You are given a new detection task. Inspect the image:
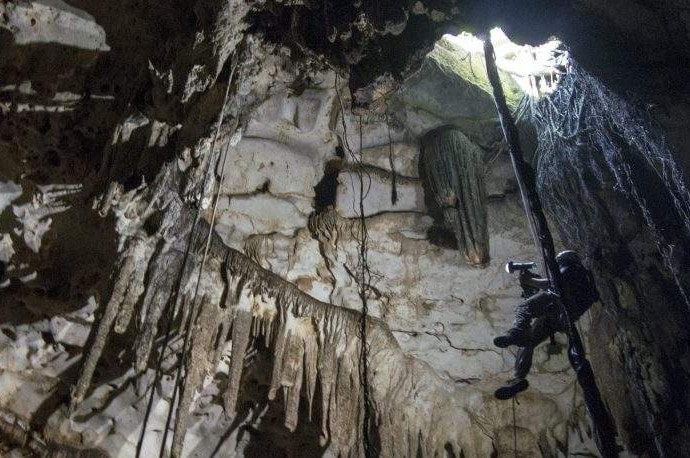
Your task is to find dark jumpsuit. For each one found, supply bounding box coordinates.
[511,264,597,380]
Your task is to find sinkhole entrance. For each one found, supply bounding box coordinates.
[445,27,567,100]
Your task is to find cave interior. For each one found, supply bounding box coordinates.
[1,1,690,457]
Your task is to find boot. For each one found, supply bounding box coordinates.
[493,327,530,348]
[494,378,529,400]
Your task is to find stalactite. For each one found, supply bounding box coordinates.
[223,290,254,417]
[73,165,573,457]
[308,205,358,248]
[281,319,307,431]
[317,327,337,445]
[421,126,489,266]
[170,256,227,458]
[113,239,151,334]
[244,234,274,269]
[134,250,185,375]
[70,237,147,410]
[303,324,318,421]
[170,295,214,458]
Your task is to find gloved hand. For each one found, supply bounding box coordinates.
[518,269,538,287]
[518,270,543,298]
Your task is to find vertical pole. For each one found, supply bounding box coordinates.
[483,35,618,458]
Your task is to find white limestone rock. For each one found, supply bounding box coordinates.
[49,300,96,348]
[335,110,407,154]
[0,234,14,264]
[0,182,22,216]
[485,152,517,198]
[49,316,90,347]
[336,170,427,218]
[244,84,339,162]
[346,142,421,178]
[0,0,110,51]
[215,194,309,242]
[218,138,318,199]
[111,114,150,145]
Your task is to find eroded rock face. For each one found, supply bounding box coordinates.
[2,1,690,457]
[0,27,597,458]
[65,160,594,457]
[51,60,606,455]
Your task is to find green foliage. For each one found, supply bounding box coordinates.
[397,37,522,118]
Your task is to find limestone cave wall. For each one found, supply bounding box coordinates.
[1,1,690,457]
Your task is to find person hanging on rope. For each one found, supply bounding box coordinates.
[492,250,600,400]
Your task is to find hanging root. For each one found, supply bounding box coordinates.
[421,127,489,266]
[531,60,690,306]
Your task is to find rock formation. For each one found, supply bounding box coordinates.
[421,127,489,266]
[2,1,690,457]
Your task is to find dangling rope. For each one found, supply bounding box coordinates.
[159,121,238,458]
[134,56,238,458]
[159,70,241,458]
[512,397,518,458]
[356,115,375,458]
[531,62,690,310]
[386,115,398,205]
[334,74,376,457]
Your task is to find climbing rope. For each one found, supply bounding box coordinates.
[159,65,241,457]
[334,74,377,457]
[386,114,397,205]
[159,119,238,458]
[512,397,518,458]
[484,35,618,458]
[134,54,238,458]
[357,115,375,458]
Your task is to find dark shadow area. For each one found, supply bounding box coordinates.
[0,37,103,97]
[0,198,118,320]
[313,160,340,213]
[186,343,329,458]
[0,195,121,435]
[418,130,459,252]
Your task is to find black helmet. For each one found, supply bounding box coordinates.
[556,250,581,269]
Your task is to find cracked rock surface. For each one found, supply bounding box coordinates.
[2,1,690,457]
